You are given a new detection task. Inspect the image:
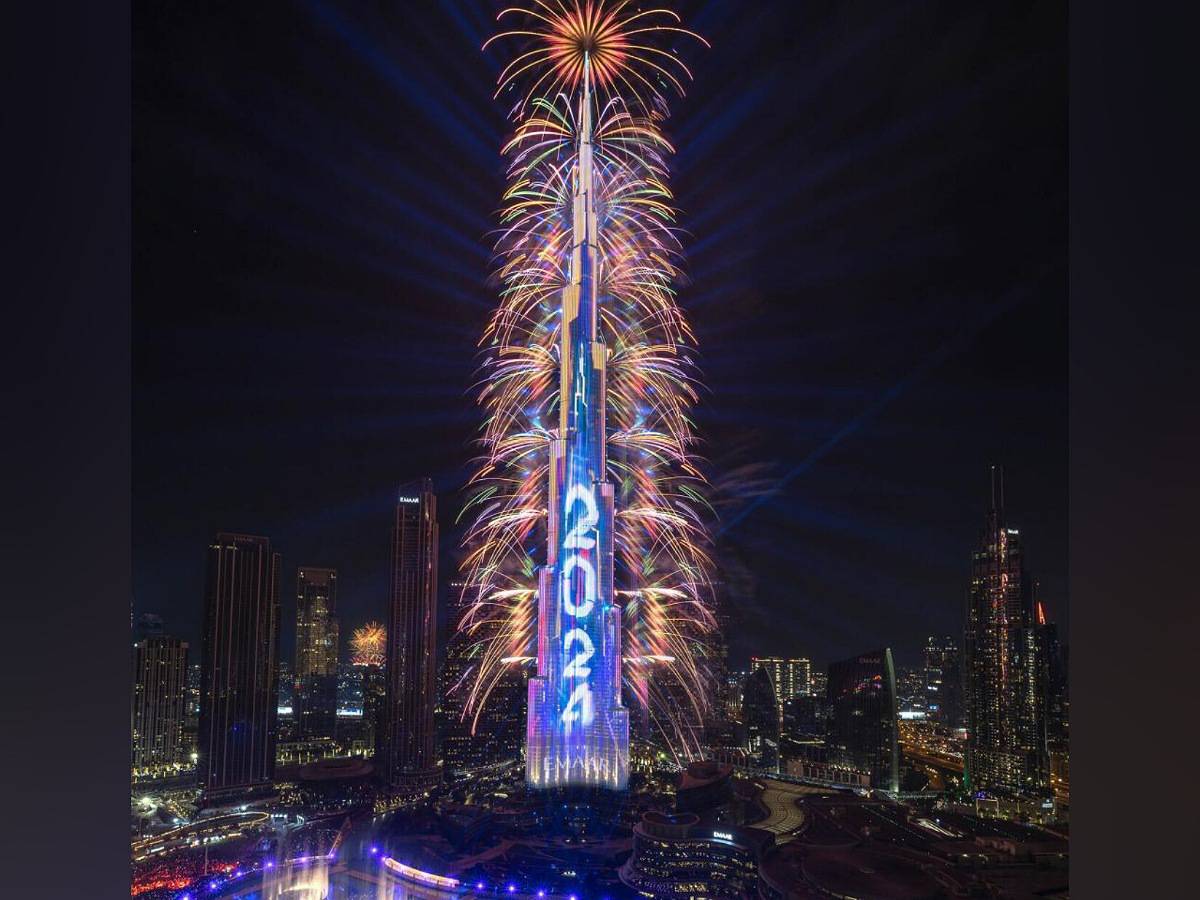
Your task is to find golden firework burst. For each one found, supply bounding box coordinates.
[350,621,386,667]
[484,0,708,112]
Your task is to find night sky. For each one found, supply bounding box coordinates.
[134,1,1066,671]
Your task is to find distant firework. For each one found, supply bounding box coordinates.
[459,0,714,770]
[350,622,386,667]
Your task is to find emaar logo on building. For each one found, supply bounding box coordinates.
[397,496,420,504]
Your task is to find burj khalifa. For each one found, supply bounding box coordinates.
[525,61,630,790]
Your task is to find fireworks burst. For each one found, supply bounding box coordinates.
[485,0,708,114]
[350,621,387,668]
[458,0,713,762]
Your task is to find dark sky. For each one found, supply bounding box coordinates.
[134,1,1066,672]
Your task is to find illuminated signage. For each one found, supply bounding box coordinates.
[560,483,598,728]
[712,831,734,842]
[397,496,420,504]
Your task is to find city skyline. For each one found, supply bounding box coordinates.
[133,1,1066,672]
[133,469,1063,673]
[131,480,1063,674]
[126,4,1071,897]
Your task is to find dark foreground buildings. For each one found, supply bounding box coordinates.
[826,648,900,792]
[382,480,440,792]
[964,468,1049,796]
[741,665,780,770]
[442,600,526,776]
[198,533,281,802]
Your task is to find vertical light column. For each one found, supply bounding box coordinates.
[526,60,629,789]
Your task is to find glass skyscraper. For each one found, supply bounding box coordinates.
[826,648,899,792]
[294,567,339,741]
[741,666,780,770]
[198,532,281,801]
[923,636,962,728]
[382,480,439,792]
[964,467,1049,795]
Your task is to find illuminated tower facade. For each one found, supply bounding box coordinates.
[526,68,630,790]
[382,480,439,791]
[131,634,189,776]
[751,657,812,716]
[198,533,281,801]
[294,567,339,741]
[827,649,900,792]
[923,636,962,728]
[964,467,1049,794]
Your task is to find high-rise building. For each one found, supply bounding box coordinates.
[440,583,474,775]
[478,663,528,766]
[441,580,528,775]
[809,669,827,699]
[382,480,439,792]
[964,468,1049,795]
[826,649,899,792]
[524,75,629,790]
[1038,602,1069,806]
[894,665,927,717]
[923,636,962,728]
[740,666,780,770]
[132,634,189,776]
[294,567,339,741]
[186,663,201,718]
[750,657,812,716]
[198,533,281,801]
[184,661,201,761]
[1037,601,1069,753]
[361,663,386,759]
[706,581,733,726]
[724,671,745,722]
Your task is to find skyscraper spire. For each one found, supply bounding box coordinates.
[527,57,630,790]
[471,1,709,783]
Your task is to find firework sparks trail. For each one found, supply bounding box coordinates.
[458,0,714,765]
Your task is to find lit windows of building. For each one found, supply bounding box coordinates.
[132,633,189,778]
[294,567,339,743]
[963,467,1049,797]
[751,656,812,709]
